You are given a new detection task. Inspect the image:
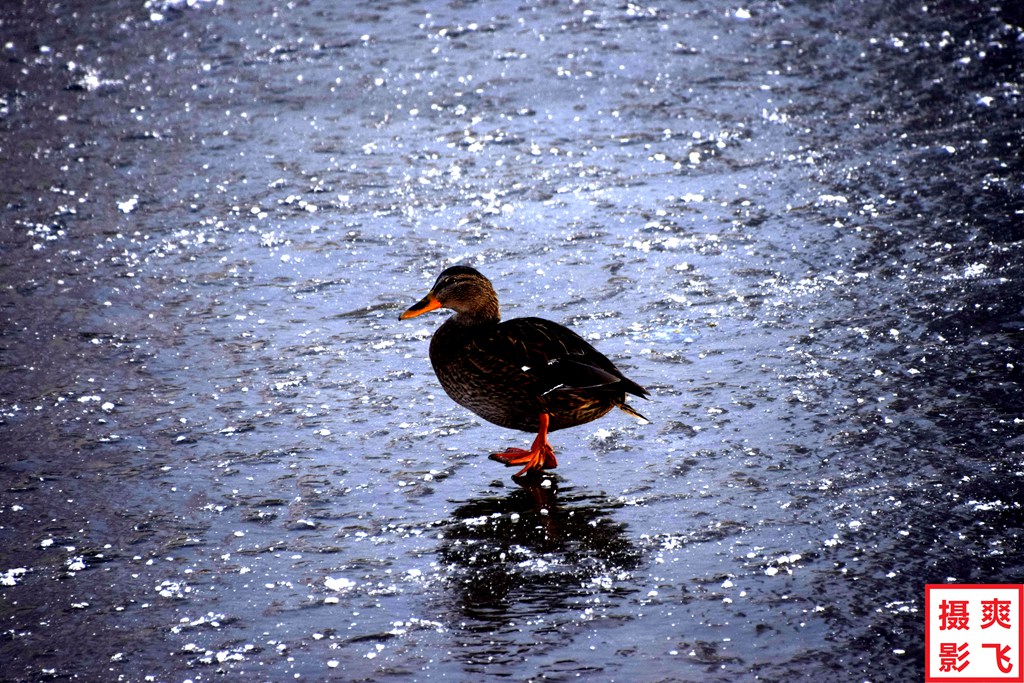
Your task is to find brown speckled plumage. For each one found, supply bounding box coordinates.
[400,265,648,477]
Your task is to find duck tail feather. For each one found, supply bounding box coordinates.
[618,401,651,424]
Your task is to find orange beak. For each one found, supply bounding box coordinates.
[399,292,443,320]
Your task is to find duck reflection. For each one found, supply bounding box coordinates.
[435,473,642,622]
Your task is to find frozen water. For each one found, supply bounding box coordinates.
[1,1,1022,681]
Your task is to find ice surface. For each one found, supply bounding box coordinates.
[1,1,1021,681]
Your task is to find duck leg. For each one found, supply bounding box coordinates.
[489,413,558,477]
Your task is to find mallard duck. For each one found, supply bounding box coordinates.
[399,265,648,477]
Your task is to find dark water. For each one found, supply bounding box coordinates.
[2,0,1022,680]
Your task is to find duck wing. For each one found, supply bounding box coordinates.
[479,317,649,400]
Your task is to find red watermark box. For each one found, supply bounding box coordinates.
[926,584,1024,682]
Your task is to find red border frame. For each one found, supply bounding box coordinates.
[925,584,1024,683]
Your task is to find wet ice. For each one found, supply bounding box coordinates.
[2,0,1023,681]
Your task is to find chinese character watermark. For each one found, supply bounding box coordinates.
[926,584,1023,682]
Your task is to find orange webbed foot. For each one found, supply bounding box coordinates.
[488,414,558,477]
[489,443,558,477]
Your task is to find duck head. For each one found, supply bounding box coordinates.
[400,265,501,324]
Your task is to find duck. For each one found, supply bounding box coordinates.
[399,265,648,477]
